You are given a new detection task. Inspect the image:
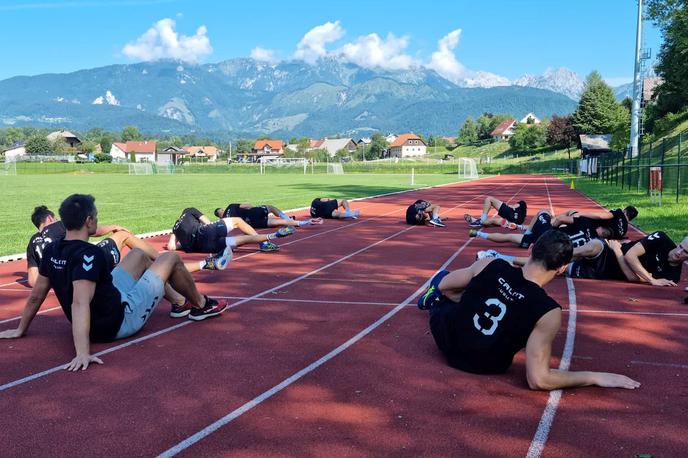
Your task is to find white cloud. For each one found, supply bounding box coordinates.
[294,21,345,64]
[251,47,277,63]
[335,33,417,70]
[122,18,212,63]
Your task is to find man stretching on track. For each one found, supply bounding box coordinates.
[166,207,294,259]
[469,210,612,250]
[477,231,686,288]
[310,197,360,219]
[464,196,527,228]
[1,194,228,372]
[417,229,640,390]
[405,199,445,227]
[214,203,322,229]
[554,205,638,239]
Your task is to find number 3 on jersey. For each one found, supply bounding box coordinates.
[473,298,507,335]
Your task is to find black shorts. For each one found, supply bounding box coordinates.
[519,213,552,249]
[310,198,339,218]
[568,241,624,280]
[497,201,527,225]
[235,206,269,229]
[191,220,228,253]
[96,238,121,270]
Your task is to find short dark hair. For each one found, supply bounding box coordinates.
[531,229,573,270]
[405,205,423,225]
[59,194,97,230]
[214,208,224,218]
[31,205,54,229]
[624,205,638,221]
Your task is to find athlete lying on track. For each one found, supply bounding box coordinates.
[405,200,445,227]
[310,198,360,219]
[1,195,228,371]
[555,205,638,239]
[464,196,527,228]
[214,203,322,229]
[417,229,640,390]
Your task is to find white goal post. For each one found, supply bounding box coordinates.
[259,157,308,175]
[458,157,479,179]
[1,161,17,176]
[326,162,345,175]
[128,162,154,175]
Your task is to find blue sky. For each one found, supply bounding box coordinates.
[0,0,662,85]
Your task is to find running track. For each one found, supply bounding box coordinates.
[0,175,685,457]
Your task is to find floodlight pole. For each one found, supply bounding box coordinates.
[629,0,643,158]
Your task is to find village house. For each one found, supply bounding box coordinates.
[245,139,285,162]
[491,119,517,141]
[184,145,220,162]
[388,133,427,157]
[110,140,157,162]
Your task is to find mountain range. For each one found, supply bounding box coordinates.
[0,59,590,138]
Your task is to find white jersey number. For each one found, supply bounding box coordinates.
[473,298,507,336]
[568,230,588,248]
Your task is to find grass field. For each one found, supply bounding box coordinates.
[572,177,687,241]
[0,173,465,256]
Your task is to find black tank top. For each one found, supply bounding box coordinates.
[434,259,561,374]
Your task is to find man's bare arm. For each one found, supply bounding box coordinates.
[624,243,676,286]
[199,214,212,225]
[608,240,640,282]
[0,274,51,338]
[94,224,129,236]
[65,280,103,371]
[27,266,39,287]
[438,258,494,300]
[525,309,640,390]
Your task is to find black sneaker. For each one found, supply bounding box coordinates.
[188,297,228,321]
[417,270,450,310]
[170,301,193,318]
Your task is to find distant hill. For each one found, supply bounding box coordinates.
[0,58,577,138]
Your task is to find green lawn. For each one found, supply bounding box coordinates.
[571,177,687,242]
[0,173,465,256]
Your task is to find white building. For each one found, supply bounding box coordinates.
[319,138,357,158]
[2,142,26,161]
[388,133,427,157]
[520,112,541,124]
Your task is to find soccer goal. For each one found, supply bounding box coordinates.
[154,163,176,174]
[259,157,308,175]
[326,162,345,175]
[128,162,154,175]
[458,158,479,180]
[1,161,17,176]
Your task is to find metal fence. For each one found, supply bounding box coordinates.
[594,130,687,202]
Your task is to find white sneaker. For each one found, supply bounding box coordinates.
[476,249,499,261]
[214,246,233,270]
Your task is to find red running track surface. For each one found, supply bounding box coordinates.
[0,175,685,457]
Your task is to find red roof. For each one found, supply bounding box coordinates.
[389,133,426,148]
[115,141,157,153]
[254,140,284,151]
[309,139,324,148]
[491,120,516,136]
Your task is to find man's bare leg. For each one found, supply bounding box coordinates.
[331,199,359,219]
[147,252,206,308]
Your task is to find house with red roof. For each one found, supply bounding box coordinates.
[244,139,285,162]
[491,119,517,141]
[109,140,157,162]
[388,133,427,158]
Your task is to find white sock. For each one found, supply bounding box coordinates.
[481,212,487,221]
[476,231,489,239]
[199,260,207,269]
[496,253,516,263]
[225,236,237,248]
[298,220,309,226]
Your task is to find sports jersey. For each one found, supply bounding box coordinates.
[606,208,628,239]
[558,217,601,249]
[39,239,124,342]
[429,259,561,374]
[225,204,270,228]
[172,207,204,251]
[406,200,430,225]
[622,231,682,282]
[310,198,339,219]
[26,221,67,268]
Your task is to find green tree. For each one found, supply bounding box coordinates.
[81,140,97,153]
[235,139,254,155]
[121,125,143,142]
[546,114,578,157]
[367,133,387,159]
[25,135,53,154]
[99,133,113,156]
[652,3,688,118]
[572,71,627,134]
[509,124,546,151]
[458,117,478,144]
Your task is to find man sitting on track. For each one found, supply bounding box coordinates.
[0,194,228,372]
[554,205,638,239]
[405,199,445,227]
[166,207,294,257]
[310,197,360,219]
[464,196,527,228]
[214,203,322,229]
[469,210,612,250]
[417,229,640,390]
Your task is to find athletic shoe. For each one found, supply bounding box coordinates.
[275,226,295,238]
[259,241,280,252]
[203,255,219,270]
[499,218,518,230]
[417,270,450,310]
[188,297,228,321]
[309,217,324,225]
[464,213,482,227]
[214,246,233,270]
[170,301,193,318]
[469,229,479,237]
[476,249,499,260]
[428,218,445,227]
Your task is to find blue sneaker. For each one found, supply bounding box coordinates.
[417,270,450,310]
[259,241,280,252]
[275,226,295,238]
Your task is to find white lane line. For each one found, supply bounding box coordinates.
[0,279,27,288]
[565,309,688,318]
[215,296,399,307]
[630,360,688,370]
[157,238,476,458]
[0,184,500,392]
[0,305,61,325]
[526,276,578,458]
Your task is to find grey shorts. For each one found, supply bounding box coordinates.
[112,266,165,339]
